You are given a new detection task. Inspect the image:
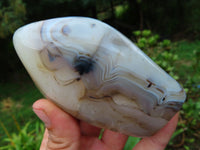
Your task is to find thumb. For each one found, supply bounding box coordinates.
[33,99,80,150]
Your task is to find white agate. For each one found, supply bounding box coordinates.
[13,17,186,137]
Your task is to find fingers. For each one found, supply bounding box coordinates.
[40,128,49,149]
[133,113,179,150]
[33,99,80,150]
[80,122,101,136]
[102,130,128,150]
[80,129,128,150]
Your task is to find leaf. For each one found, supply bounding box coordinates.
[123,136,141,150]
[133,30,141,36]
[142,30,151,37]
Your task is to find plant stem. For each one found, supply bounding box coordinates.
[0,119,15,147]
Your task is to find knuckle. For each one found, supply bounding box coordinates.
[47,134,74,150]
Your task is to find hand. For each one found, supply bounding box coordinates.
[33,99,178,150]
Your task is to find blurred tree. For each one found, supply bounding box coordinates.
[0,0,26,82]
[24,0,92,22]
[82,0,123,19]
[116,0,187,37]
[0,0,26,38]
[185,0,200,38]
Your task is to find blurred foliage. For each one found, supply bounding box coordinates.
[0,0,26,83]
[0,83,44,149]
[0,0,26,38]
[133,30,160,49]
[185,0,200,35]
[0,121,44,150]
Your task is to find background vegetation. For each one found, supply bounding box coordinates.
[0,0,199,149]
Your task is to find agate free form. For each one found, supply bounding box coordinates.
[13,17,186,137]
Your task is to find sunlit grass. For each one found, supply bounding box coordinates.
[0,82,43,147]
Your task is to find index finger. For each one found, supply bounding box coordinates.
[133,113,179,150]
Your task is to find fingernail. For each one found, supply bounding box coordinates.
[33,109,51,128]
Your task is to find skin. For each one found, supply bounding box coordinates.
[33,99,179,150]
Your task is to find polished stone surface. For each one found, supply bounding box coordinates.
[13,17,186,137]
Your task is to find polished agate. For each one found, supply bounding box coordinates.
[13,17,186,137]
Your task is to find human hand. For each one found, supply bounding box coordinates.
[33,99,179,150]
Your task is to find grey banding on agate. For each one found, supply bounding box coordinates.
[13,17,186,137]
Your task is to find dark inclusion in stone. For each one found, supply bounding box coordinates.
[74,56,95,75]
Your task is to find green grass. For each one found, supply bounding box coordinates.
[0,40,200,149]
[173,40,200,82]
[0,82,43,146]
[173,40,200,60]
